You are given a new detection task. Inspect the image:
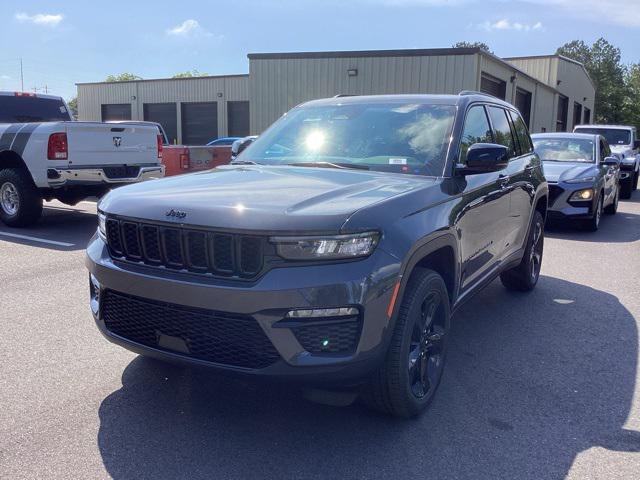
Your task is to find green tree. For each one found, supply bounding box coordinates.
[452,41,493,54]
[172,69,208,78]
[623,63,640,131]
[67,96,78,118]
[557,38,628,124]
[105,73,142,82]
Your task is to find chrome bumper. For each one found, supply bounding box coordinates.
[47,165,164,186]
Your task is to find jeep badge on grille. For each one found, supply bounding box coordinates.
[166,209,187,219]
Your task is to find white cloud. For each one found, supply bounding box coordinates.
[479,19,544,32]
[521,0,640,28]
[166,19,212,37]
[15,12,63,27]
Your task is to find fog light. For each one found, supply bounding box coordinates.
[569,188,593,202]
[286,307,358,319]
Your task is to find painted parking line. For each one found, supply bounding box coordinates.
[0,231,75,247]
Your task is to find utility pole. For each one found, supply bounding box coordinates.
[20,58,24,91]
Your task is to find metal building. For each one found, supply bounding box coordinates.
[249,47,594,135]
[77,74,249,144]
[504,54,596,131]
[77,47,595,143]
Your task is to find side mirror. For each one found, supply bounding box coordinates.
[456,143,509,175]
[603,156,619,167]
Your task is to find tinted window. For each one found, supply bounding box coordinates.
[0,95,71,123]
[574,127,631,146]
[602,140,612,158]
[509,110,533,154]
[487,106,516,157]
[532,137,595,163]
[242,103,456,176]
[459,105,493,164]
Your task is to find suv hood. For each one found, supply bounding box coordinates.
[99,165,434,232]
[543,162,597,183]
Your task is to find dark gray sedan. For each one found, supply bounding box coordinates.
[532,133,620,231]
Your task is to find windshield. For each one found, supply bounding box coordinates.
[574,128,631,146]
[0,96,71,123]
[239,102,456,176]
[533,137,595,163]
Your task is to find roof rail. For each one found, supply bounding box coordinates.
[333,94,358,98]
[459,90,495,97]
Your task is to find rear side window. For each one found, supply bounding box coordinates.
[487,106,517,158]
[509,110,534,154]
[600,139,612,160]
[459,105,493,164]
[0,95,71,123]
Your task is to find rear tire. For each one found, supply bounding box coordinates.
[0,168,43,227]
[362,268,450,418]
[620,178,633,199]
[500,210,544,292]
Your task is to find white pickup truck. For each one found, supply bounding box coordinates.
[0,92,164,227]
[574,124,640,199]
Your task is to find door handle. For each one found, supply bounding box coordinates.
[498,175,510,189]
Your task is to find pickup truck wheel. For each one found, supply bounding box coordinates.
[0,168,43,227]
[500,210,544,292]
[620,178,633,199]
[362,268,450,418]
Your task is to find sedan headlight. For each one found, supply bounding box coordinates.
[98,211,107,240]
[569,188,594,201]
[271,232,379,260]
[565,176,596,184]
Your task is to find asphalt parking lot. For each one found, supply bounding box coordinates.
[1,195,639,480]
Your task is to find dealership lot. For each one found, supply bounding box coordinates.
[0,196,638,479]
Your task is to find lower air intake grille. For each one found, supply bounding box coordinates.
[102,291,281,369]
[548,184,564,207]
[292,320,360,354]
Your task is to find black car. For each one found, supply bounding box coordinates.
[86,92,548,418]
[532,133,620,230]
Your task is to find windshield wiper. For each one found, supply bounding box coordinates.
[286,161,370,170]
[230,160,260,165]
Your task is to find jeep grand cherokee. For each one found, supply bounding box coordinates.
[86,93,548,418]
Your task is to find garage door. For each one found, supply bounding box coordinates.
[480,73,507,100]
[101,104,131,121]
[227,101,250,137]
[181,102,218,145]
[144,103,178,144]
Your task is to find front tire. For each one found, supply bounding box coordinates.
[0,168,43,227]
[500,210,544,292]
[583,195,603,231]
[605,187,619,215]
[620,177,633,199]
[363,269,450,418]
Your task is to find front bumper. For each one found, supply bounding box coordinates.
[47,165,164,187]
[85,235,401,385]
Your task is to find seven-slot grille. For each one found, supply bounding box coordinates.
[105,217,264,278]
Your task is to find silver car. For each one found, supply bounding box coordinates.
[532,133,620,231]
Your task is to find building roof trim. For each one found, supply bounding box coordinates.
[503,54,595,91]
[248,47,481,60]
[76,73,249,86]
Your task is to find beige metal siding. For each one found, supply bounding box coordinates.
[77,76,249,143]
[249,54,478,134]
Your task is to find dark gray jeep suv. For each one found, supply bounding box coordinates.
[86,93,548,417]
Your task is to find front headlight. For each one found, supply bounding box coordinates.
[565,176,596,184]
[271,232,379,260]
[98,211,107,240]
[569,188,594,201]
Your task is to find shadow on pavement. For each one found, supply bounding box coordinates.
[97,276,639,480]
[0,203,97,252]
[546,210,640,243]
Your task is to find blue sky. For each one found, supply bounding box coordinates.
[0,0,638,101]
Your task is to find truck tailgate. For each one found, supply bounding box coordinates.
[66,122,159,167]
